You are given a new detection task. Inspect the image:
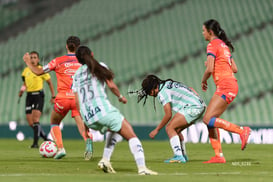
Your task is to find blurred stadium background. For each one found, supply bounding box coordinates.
[0,0,272,142]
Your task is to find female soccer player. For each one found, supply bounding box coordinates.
[19,51,55,148]
[72,46,157,175]
[201,19,251,163]
[23,36,93,160]
[135,74,206,163]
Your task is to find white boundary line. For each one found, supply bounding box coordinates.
[1,171,273,177]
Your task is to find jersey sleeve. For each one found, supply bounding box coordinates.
[21,67,27,77]
[207,42,217,58]
[43,59,57,73]
[158,90,171,106]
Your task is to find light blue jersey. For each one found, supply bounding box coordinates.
[72,64,123,129]
[157,81,206,123]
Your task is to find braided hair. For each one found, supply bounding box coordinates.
[135,74,174,110]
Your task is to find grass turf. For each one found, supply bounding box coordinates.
[0,139,272,182]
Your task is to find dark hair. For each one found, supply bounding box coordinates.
[137,74,174,110]
[203,19,234,52]
[76,46,114,83]
[66,36,81,52]
[30,51,39,58]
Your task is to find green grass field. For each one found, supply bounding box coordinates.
[0,139,272,182]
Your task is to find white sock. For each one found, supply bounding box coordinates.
[180,140,187,156]
[170,135,183,156]
[128,137,145,168]
[102,131,122,161]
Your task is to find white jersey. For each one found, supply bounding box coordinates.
[157,81,205,113]
[72,63,118,124]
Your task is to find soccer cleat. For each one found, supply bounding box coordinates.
[98,158,116,173]
[240,127,251,150]
[203,156,226,163]
[30,144,39,148]
[164,155,186,163]
[54,148,66,160]
[84,138,93,160]
[183,154,189,162]
[138,167,158,175]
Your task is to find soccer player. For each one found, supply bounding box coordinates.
[201,19,251,163]
[23,36,93,160]
[72,46,157,175]
[19,51,55,148]
[135,74,206,163]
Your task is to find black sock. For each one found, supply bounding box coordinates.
[33,123,40,145]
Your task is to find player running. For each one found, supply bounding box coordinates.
[201,19,251,163]
[134,74,206,163]
[72,45,157,175]
[23,36,93,160]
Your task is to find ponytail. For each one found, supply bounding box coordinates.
[66,36,80,52]
[76,46,114,83]
[204,19,234,52]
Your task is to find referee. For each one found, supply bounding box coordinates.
[19,51,55,148]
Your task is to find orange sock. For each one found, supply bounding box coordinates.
[209,117,243,134]
[208,128,221,157]
[51,125,63,149]
[216,128,223,156]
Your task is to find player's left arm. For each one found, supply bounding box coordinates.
[23,52,45,75]
[106,79,127,104]
[149,103,172,139]
[230,58,238,73]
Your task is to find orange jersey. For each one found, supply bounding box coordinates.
[207,39,236,85]
[43,54,81,98]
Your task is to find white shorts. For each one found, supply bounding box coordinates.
[87,110,124,134]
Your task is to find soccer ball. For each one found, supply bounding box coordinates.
[39,141,57,158]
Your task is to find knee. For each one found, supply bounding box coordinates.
[203,114,212,125]
[165,124,175,137]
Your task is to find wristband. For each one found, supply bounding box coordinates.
[20,85,26,92]
[118,94,123,99]
[51,96,56,99]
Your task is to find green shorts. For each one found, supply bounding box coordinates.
[87,110,124,134]
[178,105,206,124]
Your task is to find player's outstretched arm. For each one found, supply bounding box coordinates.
[106,79,127,104]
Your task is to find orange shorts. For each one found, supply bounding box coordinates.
[215,79,238,104]
[53,97,80,117]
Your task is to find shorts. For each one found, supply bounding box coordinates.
[25,91,44,114]
[178,105,206,124]
[87,110,124,134]
[54,97,80,117]
[215,79,238,104]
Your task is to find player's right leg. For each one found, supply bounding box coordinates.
[72,103,94,160]
[164,113,194,163]
[97,131,123,173]
[50,109,66,159]
[118,119,158,175]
